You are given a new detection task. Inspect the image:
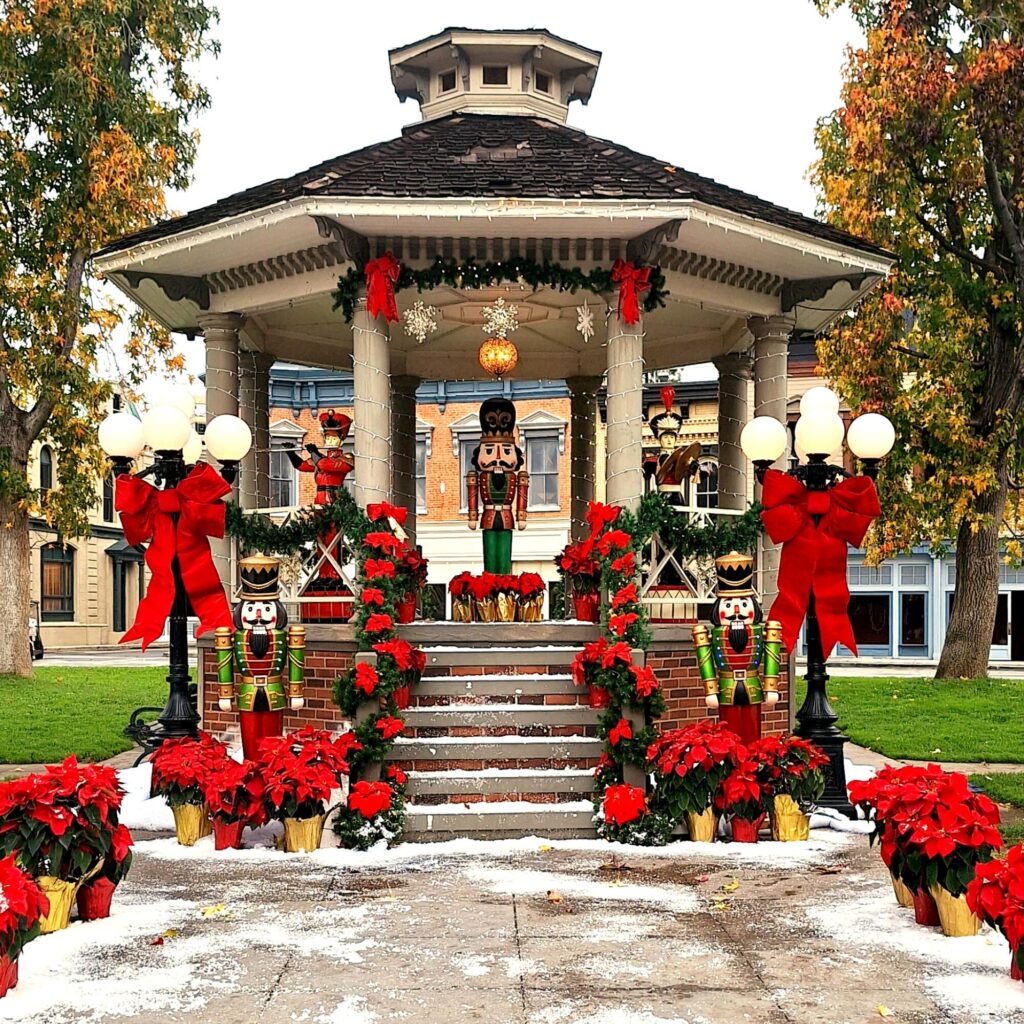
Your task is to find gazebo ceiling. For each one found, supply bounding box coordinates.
[94,68,893,377]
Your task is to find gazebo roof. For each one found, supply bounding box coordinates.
[97,113,886,261]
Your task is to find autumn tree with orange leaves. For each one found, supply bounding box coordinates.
[0,1,217,675]
[813,0,1024,678]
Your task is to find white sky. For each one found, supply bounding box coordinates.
[153,0,863,389]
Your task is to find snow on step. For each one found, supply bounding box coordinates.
[403,800,598,840]
[404,704,595,729]
[406,767,595,796]
[407,799,594,815]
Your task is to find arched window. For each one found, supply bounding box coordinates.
[39,446,53,499]
[41,542,74,622]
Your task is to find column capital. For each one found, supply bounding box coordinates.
[747,314,796,343]
[197,311,245,334]
[565,375,603,397]
[713,351,752,376]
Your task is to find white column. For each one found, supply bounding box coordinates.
[750,314,793,610]
[566,375,601,541]
[604,307,645,511]
[238,353,258,510]
[352,297,392,507]
[391,374,419,547]
[253,353,273,509]
[712,352,751,511]
[199,312,243,591]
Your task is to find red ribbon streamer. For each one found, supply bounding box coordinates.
[115,463,233,650]
[364,251,401,323]
[610,259,651,325]
[760,469,881,658]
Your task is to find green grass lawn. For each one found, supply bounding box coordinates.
[0,667,169,763]
[797,676,1024,764]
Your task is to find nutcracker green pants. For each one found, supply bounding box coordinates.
[482,528,513,574]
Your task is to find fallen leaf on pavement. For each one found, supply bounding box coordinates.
[162,929,179,939]
[538,843,551,853]
[201,903,227,918]
[877,1006,893,1017]
[697,874,709,883]
[546,890,562,904]
[721,878,740,893]
[149,937,164,946]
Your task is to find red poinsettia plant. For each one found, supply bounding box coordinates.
[259,728,360,821]
[714,759,769,823]
[967,844,1024,968]
[647,720,746,817]
[0,855,48,961]
[467,572,497,601]
[399,547,429,590]
[150,732,227,808]
[749,735,829,810]
[202,758,267,828]
[334,778,406,851]
[517,572,546,599]
[449,571,474,600]
[556,537,601,594]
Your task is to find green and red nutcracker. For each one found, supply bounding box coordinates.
[466,397,529,574]
[692,552,782,745]
[215,555,306,759]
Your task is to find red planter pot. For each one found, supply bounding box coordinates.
[1012,953,1023,982]
[395,595,417,624]
[394,685,412,711]
[573,593,600,623]
[76,876,117,921]
[730,815,765,843]
[912,888,941,926]
[588,685,611,709]
[212,819,246,851]
[0,955,17,999]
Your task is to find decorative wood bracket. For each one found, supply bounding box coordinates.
[627,219,683,265]
[121,270,210,310]
[311,216,370,267]
[781,272,873,313]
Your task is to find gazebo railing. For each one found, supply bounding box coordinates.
[639,503,753,622]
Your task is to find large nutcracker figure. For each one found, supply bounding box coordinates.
[215,555,306,759]
[286,409,354,582]
[691,552,783,745]
[466,397,529,574]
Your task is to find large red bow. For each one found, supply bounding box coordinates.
[364,251,401,322]
[115,463,233,650]
[610,259,651,325]
[760,469,881,658]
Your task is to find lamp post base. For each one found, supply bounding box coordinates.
[795,718,855,819]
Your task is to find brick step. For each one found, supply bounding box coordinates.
[406,768,594,805]
[413,673,578,702]
[403,799,597,841]
[403,703,598,738]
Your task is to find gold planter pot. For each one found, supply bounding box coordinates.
[685,807,717,843]
[452,599,473,623]
[770,794,810,842]
[172,802,212,847]
[36,876,79,934]
[496,593,517,622]
[891,874,915,909]
[518,595,544,622]
[284,814,326,853]
[930,885,982,937]
[474,597,497,623]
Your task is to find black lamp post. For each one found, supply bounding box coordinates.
[741,388,894,815]
[99,386,250,757]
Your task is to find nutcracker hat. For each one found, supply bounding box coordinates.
[478,396,517,442]
[649,385,683,440]
[318,409,352,439]
[239,554,282,600]
[714,551,755,598]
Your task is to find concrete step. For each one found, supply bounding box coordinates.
[414,673,578,700]
[421,646,580,673]
[403,799,597,841]
[406,767,595,804]
[403,703,598,738]
[387,734,603,772]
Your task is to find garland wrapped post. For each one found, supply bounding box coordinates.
[333,256,668,324]
[332,502,426,849]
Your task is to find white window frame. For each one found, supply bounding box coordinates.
[416,420,433,514]
[518,409,566,513]
[268,420,306,509]
[438,67,457,94]
[481,64,510,88]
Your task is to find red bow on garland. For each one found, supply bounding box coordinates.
[364,251,401,323]
[760,468,881,658]
[610,259,651,325]
[115,463,233,650]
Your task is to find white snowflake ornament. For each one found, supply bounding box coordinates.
[402,300,439,344]
[481,297,519,339]
[576,301,595,342]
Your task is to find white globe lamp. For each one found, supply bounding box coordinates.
[151,380,196,421]
[205,415,252,484]
[98,412,145,460]
[142,406,192,453]
[182,429,203,467]
[740,416,788,467]
[795,411,845,458]
[847,413,896,461]
[799,386,841,418]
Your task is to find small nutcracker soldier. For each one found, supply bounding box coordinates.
[691,552,783,745]
[286,409,354,580]
[466,397,529,574]
[215,555,306,759]
[647,386,701,504]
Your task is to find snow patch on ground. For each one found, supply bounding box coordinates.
[531,1004,709,1024]
[316,996,378,1023]
[118,762,174,832]
[927,973,1024,1023]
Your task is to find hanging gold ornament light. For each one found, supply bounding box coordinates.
[478,337,519,378]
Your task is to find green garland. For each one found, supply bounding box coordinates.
[332,256,668,323]
[225,491,371,557]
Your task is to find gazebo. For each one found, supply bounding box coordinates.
[95,28,891,837]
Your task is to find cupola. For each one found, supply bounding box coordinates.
[389,27,601,124]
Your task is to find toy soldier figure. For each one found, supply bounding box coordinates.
[286,409,353,582]
[466,397,528,574]
[648,386,701,504]
[215,555,306,759]
[691,552,783,745]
